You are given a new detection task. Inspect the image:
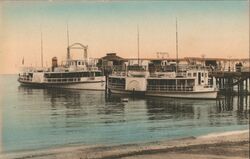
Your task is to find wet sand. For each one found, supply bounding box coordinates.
[1,130,249,159]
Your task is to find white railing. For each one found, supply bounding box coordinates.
[175,72,187,77]
[112,72,127,76]
[18,77,32,82]
[147,85,194,92]
[44,78,81,83]
[204,85,213,88]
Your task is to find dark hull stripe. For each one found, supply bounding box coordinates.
[18,80,105,85]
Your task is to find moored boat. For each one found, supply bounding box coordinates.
[18,43,105,90]
[146,66,218,99]
[108,65,148,95]
[108,65,218,99]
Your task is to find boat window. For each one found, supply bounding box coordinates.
[49,73,57,78]
[187,79,195,86]
[159,80,163,85]
[205,73,207,77]
[193,73,197,77]
[95,72,102,76]
[118,78,125,84]
[149,80,156,85]
[198,72,201,85]
[89,72,94,77]
[187,73,192,77]
[202,73,204,77]
[78,61,81,65]
[83,72,89,77]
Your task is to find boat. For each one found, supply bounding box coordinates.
[108,65,218,99]
[18,43,105,90]
[146,65,218,99]
[108,65,148,95]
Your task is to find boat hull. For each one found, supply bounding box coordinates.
[109,88,145,96]
[18,80,106,90]
[145,90,218,99]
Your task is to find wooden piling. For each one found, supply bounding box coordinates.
[245,78,248,94]
[210,71,250,95]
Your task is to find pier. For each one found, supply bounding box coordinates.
[210,71,250,95]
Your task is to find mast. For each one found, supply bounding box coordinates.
[137,25,140,66]
[67,22,69,47]
[67,22,70,60]
[175,17,179,73]
[40,29,44,68]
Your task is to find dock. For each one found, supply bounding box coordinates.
[210,71,250,95]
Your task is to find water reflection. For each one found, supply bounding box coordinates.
[18,85,249,122]
[146,98,195,120]
[215,95,249,126]
[12,85,249,153]
[18,85,250,124]
[216,95,249,116]
[45,89,81,109]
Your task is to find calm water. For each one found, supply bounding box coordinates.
[0,75,249,153]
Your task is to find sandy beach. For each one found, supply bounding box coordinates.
[1,130,249,159]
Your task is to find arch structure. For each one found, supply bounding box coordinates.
[67,43,88,60]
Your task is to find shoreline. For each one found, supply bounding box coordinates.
[1,129,249,159]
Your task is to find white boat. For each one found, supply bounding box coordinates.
[146,66,218,99]
[108,65,148,95]
[108,65,218,99]
[18,43,105,90]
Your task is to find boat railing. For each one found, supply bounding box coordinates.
[187,65,210,71]
[44,77,81,83]
[18,76,32,82]
[176,72,187,77]
[111,72,127,76]
[108,83,125,89]
[127,70,149,78]
[147,85,194,92]
[150,72,176,78]
[204,85,214,88]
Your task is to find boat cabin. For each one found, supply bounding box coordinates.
[147,68,211,92]
[66,60,88,70]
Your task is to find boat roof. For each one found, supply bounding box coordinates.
[148,77,196,80]
[109,75,196,80]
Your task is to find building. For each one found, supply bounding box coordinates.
[97,53,126,74]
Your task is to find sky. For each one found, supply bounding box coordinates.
[0,0,249,74]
